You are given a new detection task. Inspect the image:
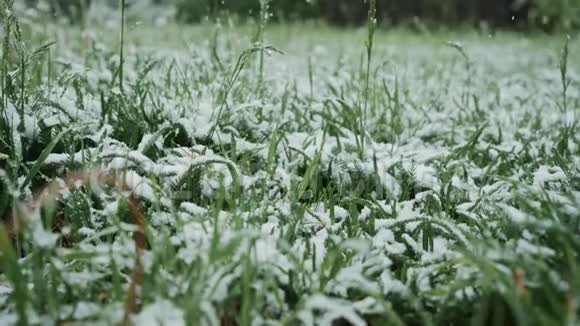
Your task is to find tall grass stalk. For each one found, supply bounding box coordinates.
[1,0,23,258]
[17,33,24,136]
[1,0,15,131]
[360,0,377,159]
[1,22,6,141]
[446,41,472,109]
[559,35,570,115]
[209,44,280,139]
[255,0,270,90]
[119,0,126,92]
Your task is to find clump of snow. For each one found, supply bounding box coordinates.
[298,294,366,326]
[533,165,567,189]
[133,300,184,326]
[30,222,60,249]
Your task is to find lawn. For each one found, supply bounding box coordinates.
[0,4,579,325]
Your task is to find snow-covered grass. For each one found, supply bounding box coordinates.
[1,2,580,325]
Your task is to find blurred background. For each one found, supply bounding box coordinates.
[21,0,580,31]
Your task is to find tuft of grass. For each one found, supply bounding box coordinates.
[0,1,578,325]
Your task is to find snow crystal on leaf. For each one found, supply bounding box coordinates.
[533,165,567,189]
[124,170,156,201]
[134,300,184,326]
[415,164,440,191]
[299,294,366,326]
[31,222,59,249]
[330,263,378,297]
[516,239,556,257]
[373,229,406,255]
[498,203,529,224]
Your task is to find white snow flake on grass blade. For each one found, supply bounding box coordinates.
[124,170,156,201]
[133,300,185,326]
[533,165,567,189]
[516,239,556,257]
[0,313,17,326]
[373,228,406,255]
[31,221,60,249]
[498,203,529,224]
[0,284,11,307]
[298,294,366,326]
[72,302,101,320]
[415,164,440,191]
[330,262,378,296]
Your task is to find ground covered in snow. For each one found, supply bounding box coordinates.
[1,7,580,326]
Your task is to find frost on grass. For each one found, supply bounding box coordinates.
[0,6,579,325]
